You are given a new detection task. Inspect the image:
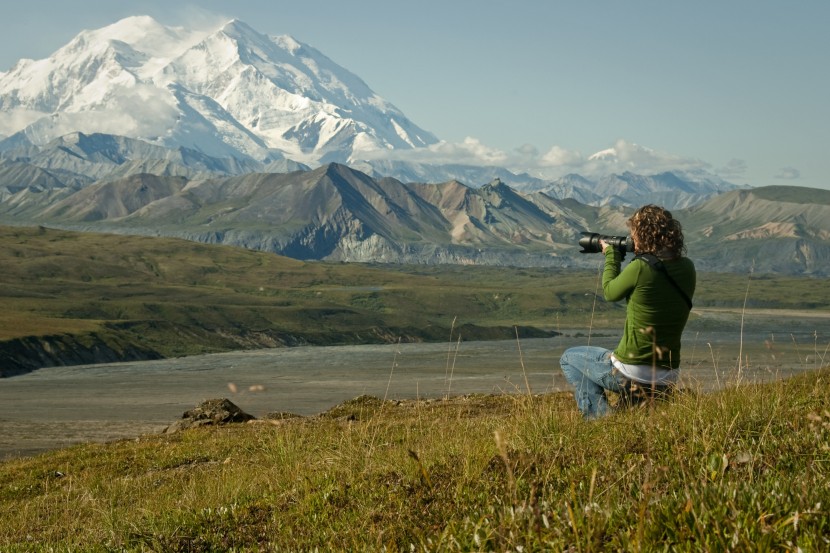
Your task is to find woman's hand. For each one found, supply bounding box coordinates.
[600,239,610,254]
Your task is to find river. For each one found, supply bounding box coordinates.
[1,322,827,459]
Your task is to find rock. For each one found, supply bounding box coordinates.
[164,398,255,434]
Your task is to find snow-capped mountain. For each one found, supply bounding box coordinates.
[0,15,744,211]
[526,171,739,209]
[0,16,438,164]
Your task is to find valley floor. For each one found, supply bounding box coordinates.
[3,321,826,460]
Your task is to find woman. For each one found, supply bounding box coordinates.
[560,204,696,418]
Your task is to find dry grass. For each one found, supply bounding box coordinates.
[1,368,828,551]
[2,224,830,550]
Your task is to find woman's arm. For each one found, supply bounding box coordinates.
[602,247,639,302]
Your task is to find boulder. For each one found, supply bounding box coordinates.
[164,398,255,433]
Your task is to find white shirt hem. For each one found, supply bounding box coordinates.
[611,354,678,386]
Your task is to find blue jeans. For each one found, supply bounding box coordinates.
[559,346,627,419]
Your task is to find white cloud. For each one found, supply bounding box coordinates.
[0,109,46,136]
[775,166,801,180]
[104,84,180,136]
[4,84,180,145]
[538,145,585,168]
[593,139,700,168]
[156,6,232,34]
[717,158,748,178]
[512,143,541,166]
[357,136,715,181]
[360,136,510,166]
[531,139,711,179]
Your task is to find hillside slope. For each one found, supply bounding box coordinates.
[683,186,830,274]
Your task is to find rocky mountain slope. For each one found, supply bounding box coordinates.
[682,186,830,275]
[1,162,827,275]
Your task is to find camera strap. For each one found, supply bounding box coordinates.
[634,253,693,310]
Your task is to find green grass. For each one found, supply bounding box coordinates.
[0,225,572,359]
[3,225,830,550]
[0,368,827,551]
[750,185,830,205]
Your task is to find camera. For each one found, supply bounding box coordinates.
[578,232,634,254]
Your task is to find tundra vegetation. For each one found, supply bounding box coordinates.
[2,224,828,364]
[0,370,828,550]
[0,224,829,550]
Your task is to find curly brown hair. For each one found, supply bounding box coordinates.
[627,204,686,257]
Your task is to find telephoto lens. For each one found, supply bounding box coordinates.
[578,232,634,254]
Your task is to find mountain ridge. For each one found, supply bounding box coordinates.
[0,16,820,275]
[1,161,827,275]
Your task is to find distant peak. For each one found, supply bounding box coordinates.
[220,18,252,32]
[116,15,162,26]
[323,162,355,177]
[94,14,169,37]
[482,177,510,192]
[64,15,210,60]
[218,19,266,40]
[0,16,438,164]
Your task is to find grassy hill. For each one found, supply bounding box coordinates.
[0,225,562,374]
[3,224,830,375]
[2,224,829,549]
[0,367,827,550]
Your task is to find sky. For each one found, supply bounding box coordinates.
[1,0,828,189]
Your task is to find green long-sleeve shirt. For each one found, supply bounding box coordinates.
[602,248,696,369]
